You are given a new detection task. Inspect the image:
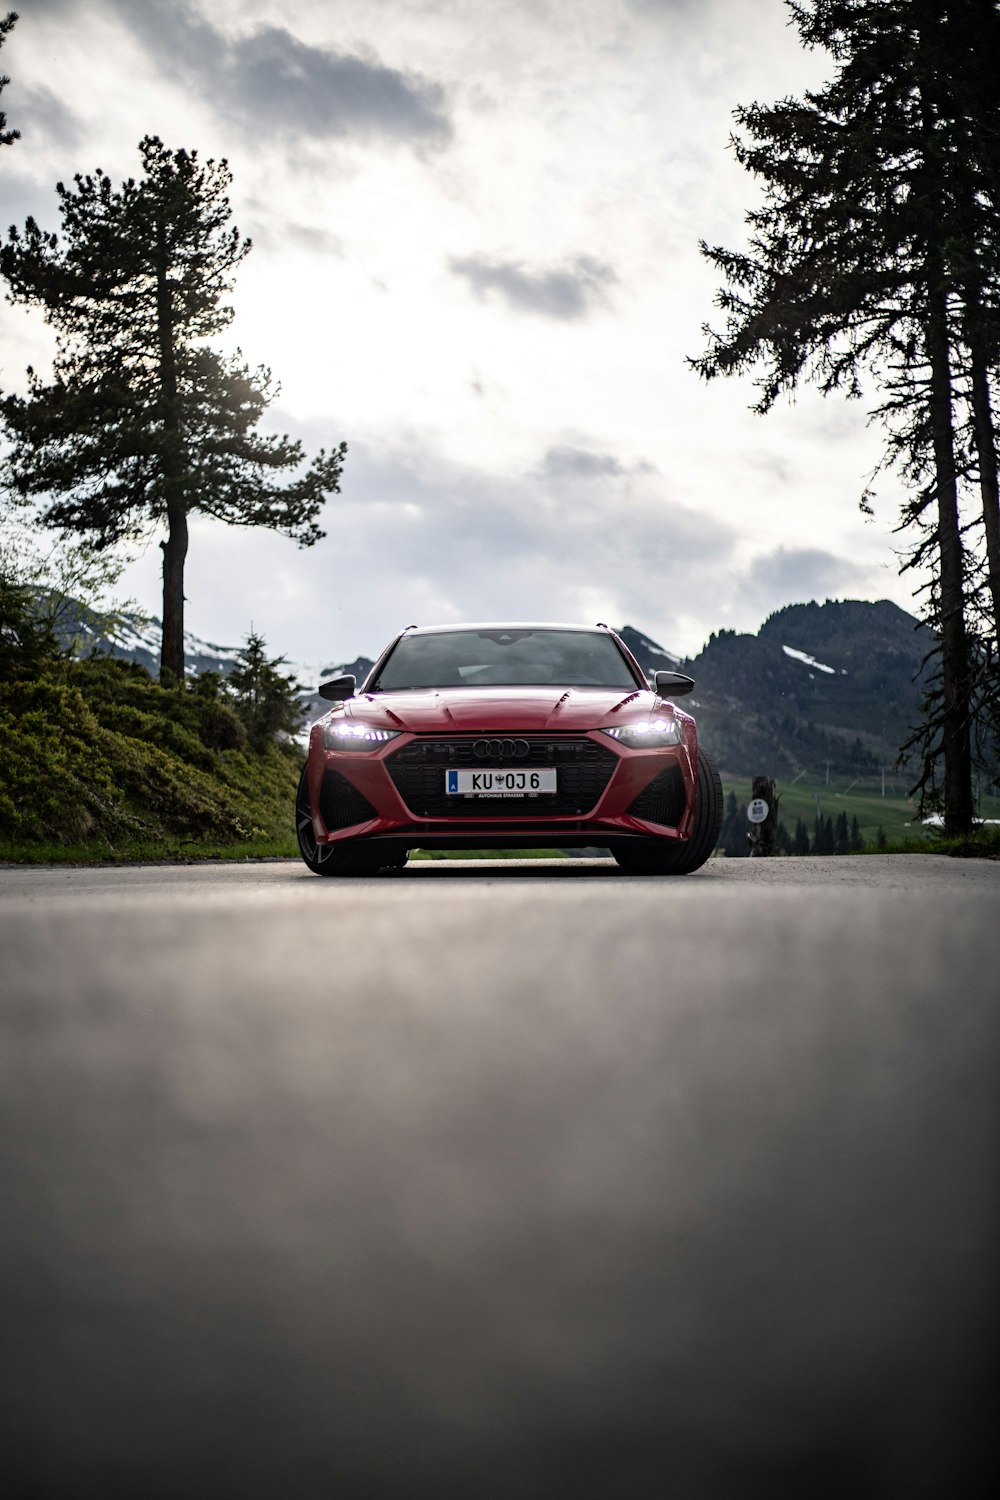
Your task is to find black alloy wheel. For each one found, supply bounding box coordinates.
[613,748,723,875]
[295,764,404,876]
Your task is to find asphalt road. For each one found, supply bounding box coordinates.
[1,856,997,1498]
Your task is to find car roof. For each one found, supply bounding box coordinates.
[398,622,614,636]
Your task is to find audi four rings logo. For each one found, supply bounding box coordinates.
[473,737,530,759]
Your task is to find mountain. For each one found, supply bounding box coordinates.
[616,625,682,675]
[57,596,930,776]
[51,597,250,679]
[50,596,376,719]
[679,599,931,777]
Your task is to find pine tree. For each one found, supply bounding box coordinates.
[0,12,17,150]
[0,571,57,678]
[850,814,864,851]
[835,809,850,855]
[227,629,305,751]
[718,789,748,855]
[0,137,346,681]
[691,0,1000,836]
[813,813,836,855]
[794,815,811,855]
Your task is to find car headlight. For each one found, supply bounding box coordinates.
[601,718,682,748]
[322,722,401,751]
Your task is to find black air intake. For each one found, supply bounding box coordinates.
[626,765,686,827]
[319,770,378,830]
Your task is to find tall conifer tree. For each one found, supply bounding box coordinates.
[0,137,346,680]
[0,11,17,150]
[691,0,1000,835]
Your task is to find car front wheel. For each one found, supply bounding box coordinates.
[295,764,399,876]
[613,748,723,875]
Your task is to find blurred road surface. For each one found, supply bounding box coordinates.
[1,856,997,1498]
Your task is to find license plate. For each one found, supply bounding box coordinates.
[445,768,557,796]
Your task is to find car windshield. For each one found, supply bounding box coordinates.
[370,629,639,691]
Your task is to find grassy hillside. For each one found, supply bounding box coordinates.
[0,655,301,863]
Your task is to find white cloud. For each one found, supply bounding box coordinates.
[1,0,924,668]
[450,255,617,321]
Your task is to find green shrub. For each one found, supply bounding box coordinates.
[0,656,300,855]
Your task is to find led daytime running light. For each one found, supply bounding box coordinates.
[602,717,682,747]
[323,722,400,749]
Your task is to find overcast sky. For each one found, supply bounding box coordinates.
[1,0,920,663]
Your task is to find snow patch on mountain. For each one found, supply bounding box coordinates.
[782,644,843,676]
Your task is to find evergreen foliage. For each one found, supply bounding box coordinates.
[0,569,56,678]
[0,11,17,149]
[227,629,305,752]
[691,0,1000,836]
[835,809,850,854]
[0,650,300,855]
[0,136,346,682]
[0,548,300,855]
[717,788,747,855]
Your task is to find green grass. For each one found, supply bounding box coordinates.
[0,834,298,866]
[722,773,1000,856]
[0,655,302,863]
[721,774,928,846]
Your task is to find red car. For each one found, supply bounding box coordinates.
[296,623,722,876]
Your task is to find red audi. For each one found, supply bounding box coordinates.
[296,623,722,876]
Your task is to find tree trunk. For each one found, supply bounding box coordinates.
[154,208,186,684]
[914,8,975,838]
[159,506,188,685]
[926,272,974,835]
[967,318,1000,651]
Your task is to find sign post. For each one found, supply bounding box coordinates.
[747,775,779,856]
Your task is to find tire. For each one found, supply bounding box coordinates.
[613,748,724,876]
[295,764,398,877]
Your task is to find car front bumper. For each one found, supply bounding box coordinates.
[306,729,698,849]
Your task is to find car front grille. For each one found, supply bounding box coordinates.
[387,736,618,818]
[626,765,687,827]
[319,769,379,830]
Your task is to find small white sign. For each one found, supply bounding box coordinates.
[747,798,770,824]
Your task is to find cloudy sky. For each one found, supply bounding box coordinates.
[1,0,919,663]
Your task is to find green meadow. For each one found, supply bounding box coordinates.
[720,774,930,848]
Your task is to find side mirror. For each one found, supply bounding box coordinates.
[318,674,356,702]
[654,669,695,697]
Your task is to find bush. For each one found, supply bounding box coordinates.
[0,655,299,853]
[189,672,247,751]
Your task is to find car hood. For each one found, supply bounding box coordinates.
[336,685,652,734]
